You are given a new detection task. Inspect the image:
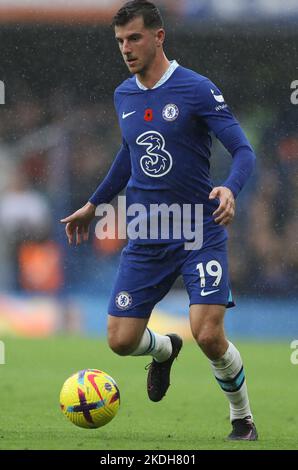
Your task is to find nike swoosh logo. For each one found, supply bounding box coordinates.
[122,111,136,119]
[201,288,220,296]
[87,374,104,400]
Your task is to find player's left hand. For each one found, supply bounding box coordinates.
[209,186,235,226]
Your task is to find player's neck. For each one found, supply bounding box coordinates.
[136,53,171,90]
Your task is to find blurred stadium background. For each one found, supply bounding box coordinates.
[0,0,297,341]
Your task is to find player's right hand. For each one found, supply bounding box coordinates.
[60,202,96,245]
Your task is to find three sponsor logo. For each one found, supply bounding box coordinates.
[137,130,173,178]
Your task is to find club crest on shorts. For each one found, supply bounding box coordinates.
[115,291,132,310]
[162,103,179,121]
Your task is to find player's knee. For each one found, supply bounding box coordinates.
[108,334,136,356]
[194,328,220,352]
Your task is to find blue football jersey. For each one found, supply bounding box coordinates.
[113,61,243,247]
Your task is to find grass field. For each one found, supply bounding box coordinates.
[0,337,297,450]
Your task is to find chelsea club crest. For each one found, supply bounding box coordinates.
[162,103,179,121]
[115,291,132,310]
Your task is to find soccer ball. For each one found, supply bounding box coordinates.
[60,369,120,429]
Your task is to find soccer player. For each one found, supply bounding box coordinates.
[61,0,258,441]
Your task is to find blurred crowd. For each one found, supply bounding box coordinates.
[0,79,297,298]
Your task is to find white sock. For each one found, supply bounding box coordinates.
[210,341,253,422]
[130,328,172,362]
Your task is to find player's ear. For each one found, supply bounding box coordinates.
[155,28,165,47]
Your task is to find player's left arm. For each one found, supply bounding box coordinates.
[210,124,256,225]
[196,78,256,226]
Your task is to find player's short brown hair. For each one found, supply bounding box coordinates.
[112,1,164,29]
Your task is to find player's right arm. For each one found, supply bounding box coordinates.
[60,141,131,245]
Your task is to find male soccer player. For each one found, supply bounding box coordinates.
[61,0,257,440]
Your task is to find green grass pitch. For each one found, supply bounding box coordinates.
[0,337,297,450]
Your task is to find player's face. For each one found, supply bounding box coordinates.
[115,16,163,75]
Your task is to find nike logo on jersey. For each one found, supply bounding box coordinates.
[200,288,220,297]
[122,111,136,119]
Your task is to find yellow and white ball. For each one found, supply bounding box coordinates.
[60,369,120,428]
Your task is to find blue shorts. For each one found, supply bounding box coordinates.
[108,241,234,318]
